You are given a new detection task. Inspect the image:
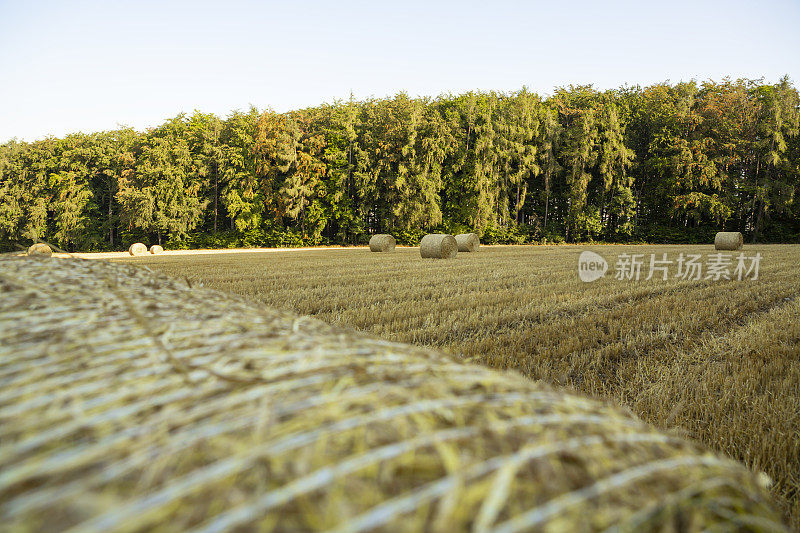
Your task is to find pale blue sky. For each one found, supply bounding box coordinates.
[1,0,798,143]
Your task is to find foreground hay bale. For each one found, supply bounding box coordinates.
[715,231,744,250]
[0,257,785,532]
[420,233,458,259]
[128,242,148,256]
[455,232,480,252]
[369,234,395,252]
[149,244,164,255]
[26,243,52,257]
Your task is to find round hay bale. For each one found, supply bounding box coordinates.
[128,242,148,256]
[26,243,52,257]
[149,245,164,255]
[715,232,743,251]
[420,233,458,259]
[455,233,480,252]
[0,257,786,532]
[368,234,395,252]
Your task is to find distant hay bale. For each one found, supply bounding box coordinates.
[149,245,164,255]
[128,243,148,256]
[715,232,743,251]
[369,234,395,252]
[420,233,458,259]
[0,257,787,532]
[455,233,480,252]
[26,243,52,257]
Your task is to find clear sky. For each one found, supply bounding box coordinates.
[1,0,798,143]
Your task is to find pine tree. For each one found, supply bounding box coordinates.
[538,105,562,230]
[750,77,800,241]
[597,94,635,236]
[220,107,261,232]
[117,115,206,243]
[281,109,327,240]
[188,111,225,232]
[253,109,298,226]
[555,86,600,240]
[0,140,28,247]
[317,95,360,243]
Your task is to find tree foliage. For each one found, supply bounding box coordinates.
[1,77,799,251]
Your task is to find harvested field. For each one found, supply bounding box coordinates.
[118,244,800,527]
[3,256,784,531]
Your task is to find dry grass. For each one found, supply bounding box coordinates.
[119,244,800,528]
[3,256,785,531]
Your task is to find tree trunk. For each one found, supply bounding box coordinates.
[753,199,764,243]
[600,190,607,238]
[543,192,549,230]
[108,178,114,246]
[543,166,550,230]
[214,168,218,233]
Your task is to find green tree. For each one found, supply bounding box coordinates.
[538,105,563,230]
[597,94,635,236]
[282,109,328,240]
[117,115,206,243]
[554,86,600,240]
[187,111,226,232]
[317,96,361,243]
[220,107,261,232]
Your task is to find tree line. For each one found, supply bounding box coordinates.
[1,77,798,252]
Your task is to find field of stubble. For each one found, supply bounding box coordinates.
[118,244,800,526]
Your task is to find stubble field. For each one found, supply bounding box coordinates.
[116,244,800,527]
